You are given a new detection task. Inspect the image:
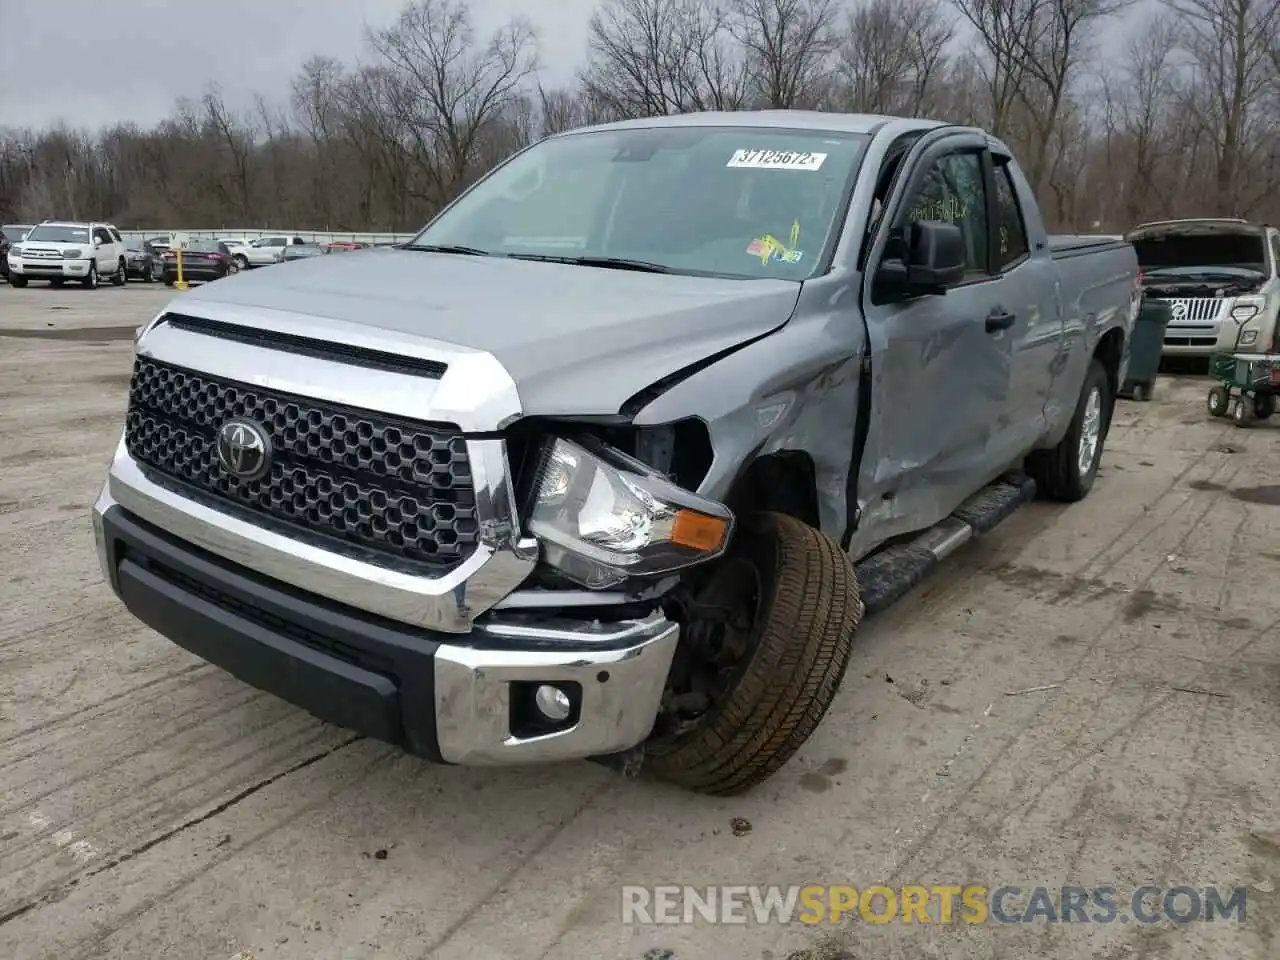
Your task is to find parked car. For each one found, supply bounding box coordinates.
[323,241,367,252]
[282,243,326,262]
[125,241,163,282]
[147,236,172,254]
[1128,218,1280,356]
[0,224,33,282]
[94,112,1137,795]
[6,220,128,288]
[161,239,239,285]
[216,238,255,271]
[241,234,307,267]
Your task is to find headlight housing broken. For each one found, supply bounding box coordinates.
[526,436,733,589]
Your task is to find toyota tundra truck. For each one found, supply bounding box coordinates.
[93,112,1138,794]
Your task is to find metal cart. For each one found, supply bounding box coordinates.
[1206,350,1280,425]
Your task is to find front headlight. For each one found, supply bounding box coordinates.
[62,248,82,259]
[1231,303,1259,322]
[526,437,733,589]
[9,245,21,256]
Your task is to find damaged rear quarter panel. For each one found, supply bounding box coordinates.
[631,271,865,542]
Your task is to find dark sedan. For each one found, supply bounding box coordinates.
[1,224,33,282]
[162,240,240,285]
[125,241,163,282]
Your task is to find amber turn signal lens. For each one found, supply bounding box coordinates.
[669,510,729,552]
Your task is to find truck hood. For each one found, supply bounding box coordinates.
[179,247,802,417]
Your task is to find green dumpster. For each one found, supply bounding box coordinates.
[1119,299,1172,402]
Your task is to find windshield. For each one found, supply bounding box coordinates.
[1133,233,1268,276]
[25,225,90,244]
[409,126,871,280]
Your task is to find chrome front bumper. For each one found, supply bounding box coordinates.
[94,485,679,766]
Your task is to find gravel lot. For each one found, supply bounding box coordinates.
[2,282,1279,960]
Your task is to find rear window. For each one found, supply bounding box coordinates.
[186,240,222,253]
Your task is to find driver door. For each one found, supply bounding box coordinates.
[855,131,1015,543]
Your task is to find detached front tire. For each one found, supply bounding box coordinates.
[646,512,862,795]
[1028,358,1110,502]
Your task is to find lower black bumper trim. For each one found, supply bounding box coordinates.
[102,505,446,761]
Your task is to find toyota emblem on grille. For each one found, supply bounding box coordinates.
[216,419,272,481]
[1170,301,1188,320]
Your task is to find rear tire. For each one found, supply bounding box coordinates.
[1233,396,1252,425]
[1028,358,1110,502]
[1207,386,1230,417]
[645,512,862,795]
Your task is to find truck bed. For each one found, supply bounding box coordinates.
[1048,234,1132,259]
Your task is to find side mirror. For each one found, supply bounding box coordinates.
[875,220,967,300]
[93,237,103,247]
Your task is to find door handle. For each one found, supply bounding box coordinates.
[986,308,1016,333]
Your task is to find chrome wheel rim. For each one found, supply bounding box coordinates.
[1077,386,1102,477]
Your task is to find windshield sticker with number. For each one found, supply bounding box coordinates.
[727,149,827,171]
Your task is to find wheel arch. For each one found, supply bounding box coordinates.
[1094,326,1126,399]
[723,448,822,531]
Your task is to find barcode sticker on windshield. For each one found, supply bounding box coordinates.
[727,149,827,171]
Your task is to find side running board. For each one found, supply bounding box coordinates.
[854,472,1036,616]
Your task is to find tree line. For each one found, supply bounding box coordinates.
[2,0,1278,234]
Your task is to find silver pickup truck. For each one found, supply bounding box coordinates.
[93,112,1138,794]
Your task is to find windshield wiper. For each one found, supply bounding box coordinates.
[402,243,491,256]
[508,253,672,274]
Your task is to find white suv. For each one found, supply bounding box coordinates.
[6,220,128,288]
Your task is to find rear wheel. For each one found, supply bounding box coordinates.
[1233,396,1252,425]
[645,512,862,795]
[1207,386,1230,417]
[1028,358,1110,502]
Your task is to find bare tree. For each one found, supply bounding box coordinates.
[1100,15,1183,222]
[1171,0,1280,214]
[366,0,538,206]
[580,0,748,117]
[833,0,955,115]
[728,0,839,108]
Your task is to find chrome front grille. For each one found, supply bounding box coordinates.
[123,357,480,575]
[1162,297,1224,324]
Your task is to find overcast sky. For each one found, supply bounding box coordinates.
[0,0,596,131]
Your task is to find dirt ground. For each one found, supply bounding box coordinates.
[1,282,1278,960]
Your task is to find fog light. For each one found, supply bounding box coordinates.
[534,684,572,721]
